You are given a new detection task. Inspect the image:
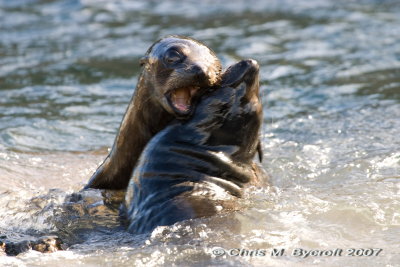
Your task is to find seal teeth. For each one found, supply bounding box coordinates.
[170,86,200,113]
[172,88,190,112]
[190,86,199,97]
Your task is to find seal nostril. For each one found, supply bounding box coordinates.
[190,65,200,73]
[191,65,206,80]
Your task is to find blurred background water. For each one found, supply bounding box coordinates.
[0,0,399,266]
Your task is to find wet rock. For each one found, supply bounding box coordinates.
[101,190,126,208]
[52,189,123,237]
[4,240,32,256]
[61,189,123,218]
[31,236,65,253]
[4,188,125,252]
[62,189,125,217]
[68,192,83,203]
[64,202,86,216]
[1,236,65,256]
[0,240,6,256]
[87,201,108,216]
[67,189,102,206]
[31,196,48,209]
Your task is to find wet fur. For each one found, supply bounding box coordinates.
[84,36,221,190]
[123,59,264,234]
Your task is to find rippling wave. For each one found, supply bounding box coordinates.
[0,0,399,266]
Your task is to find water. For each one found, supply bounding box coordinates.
[1,0,399,266]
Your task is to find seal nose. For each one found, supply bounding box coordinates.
[190,64,207,81]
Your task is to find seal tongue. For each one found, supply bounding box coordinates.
[172,88,190,112]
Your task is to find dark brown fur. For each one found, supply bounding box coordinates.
[84,36,221,190]
[123,59,265,234]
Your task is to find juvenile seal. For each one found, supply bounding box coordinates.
[85,36,221,190]
[123,59,264,234]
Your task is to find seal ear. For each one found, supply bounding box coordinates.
[139,56,149,67]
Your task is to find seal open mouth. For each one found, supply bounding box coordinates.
[167,86,200,117]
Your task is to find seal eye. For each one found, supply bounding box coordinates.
[164,50,182,64]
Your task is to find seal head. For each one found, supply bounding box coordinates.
[141,35,222,118]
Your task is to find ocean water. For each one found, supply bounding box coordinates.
[0,0,399,266]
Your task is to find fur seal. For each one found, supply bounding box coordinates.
[84,36,222,190]
[123,59,264,234]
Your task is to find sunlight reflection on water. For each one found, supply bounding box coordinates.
[0,0,399,266]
